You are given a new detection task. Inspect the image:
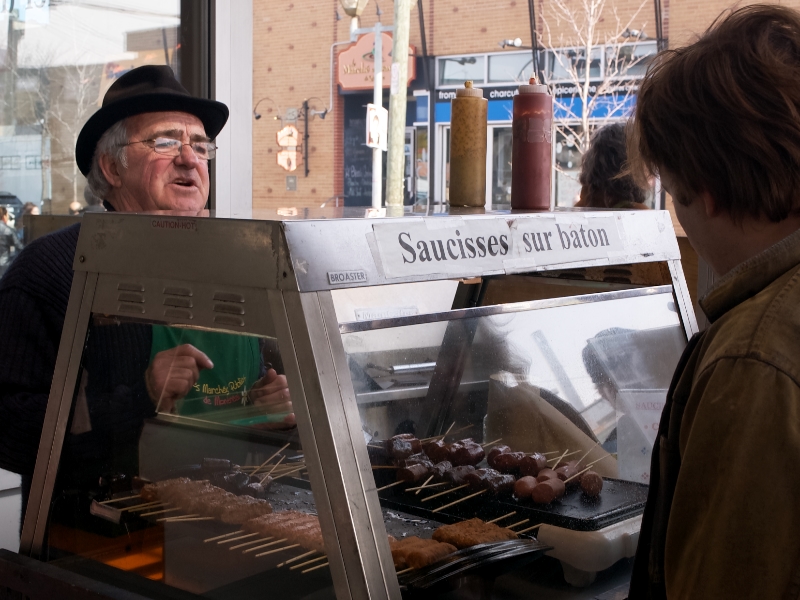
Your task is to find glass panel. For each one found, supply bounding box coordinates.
[343,288,684,588]
[491,126,512,205]
[438,56,484,86]
[414,126,428,206]
[2,1,180,220]
[606,42,658,78]
[487,52,543,84]
[549,47,602,82]
[43,316,334,599]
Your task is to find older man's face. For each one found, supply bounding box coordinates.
[110,111,210,212]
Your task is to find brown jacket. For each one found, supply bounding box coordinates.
[629,227,800,599]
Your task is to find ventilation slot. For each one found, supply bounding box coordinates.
[212,291,245,327]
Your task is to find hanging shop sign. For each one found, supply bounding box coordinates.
[276,124,302,172]
[337,32,416,91]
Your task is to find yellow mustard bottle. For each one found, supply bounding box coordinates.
[449,81,488,207]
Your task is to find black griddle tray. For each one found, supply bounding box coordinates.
[398,539,551,590]
[377,477,648,532]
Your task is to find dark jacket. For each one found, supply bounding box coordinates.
[0,224,153,485]
[629,227,800,599]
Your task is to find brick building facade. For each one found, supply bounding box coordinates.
[252,0,800,211]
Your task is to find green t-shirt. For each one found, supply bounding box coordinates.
[150,326,262,415]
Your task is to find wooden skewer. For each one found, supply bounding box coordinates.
[549,449,570,467]
[260,455,286,484]
[256,543,301,557]
[243,538,288,553]
[290,555,328,570]
[272,465,306,481]
[124,501,165,512]
[251,442,291,476]
[587,454,613,468]
[278,549,317,567]
[231,537,273,550]
[419,421,457,443]
[481,438,503,448]
[548,449,582,465]
[415,475,434,495]
[405,481,448,492]
[563,455,613,485]
[140,507,182,517]
[505,518,530,530]
[205,530,243,543]
[432,489,487,513]
[396,567,414,576]
[486,511,516,524]
[371,465,399,469]
[376,480,404,492]
[164,517,215,522]
[219,532,260,545]
[302,561,330,574]
[515,523,544,535]
[422,484,468,502]
[157,513,199,522]
[99,493,141,505]
[367,444,383,449]
[576,441,601,467]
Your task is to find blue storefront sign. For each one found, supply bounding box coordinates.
[433,84,637,123]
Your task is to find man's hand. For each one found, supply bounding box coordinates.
[249,369,295,428]
[146,344,213,413]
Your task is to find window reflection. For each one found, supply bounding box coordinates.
[2,1,180,215]
[438,56,484,86]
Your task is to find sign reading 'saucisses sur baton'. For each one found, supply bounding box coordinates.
[372,217,624,279]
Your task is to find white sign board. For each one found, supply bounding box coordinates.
[366,103,388,151]
[372,216,625,279]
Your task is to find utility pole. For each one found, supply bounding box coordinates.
[385,0,412,208]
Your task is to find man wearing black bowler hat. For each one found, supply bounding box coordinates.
[0,66,292,521]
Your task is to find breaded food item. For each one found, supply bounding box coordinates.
[432,518,518,549]
[138,477,272,522]
[406,540,457,569]
[389,536,456,569]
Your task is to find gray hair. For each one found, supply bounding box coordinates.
[86,119,129,199]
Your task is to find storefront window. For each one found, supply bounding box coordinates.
[487,51,545,84]
[0,0,180,217]
[491,126,512,205]
[606,41,657,79]
[415,126,428,206]
[549,47,602,82]
[438,55,484,86]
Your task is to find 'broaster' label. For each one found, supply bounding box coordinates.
[328,270,368,285]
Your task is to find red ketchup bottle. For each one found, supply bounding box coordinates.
[511,77,553,210]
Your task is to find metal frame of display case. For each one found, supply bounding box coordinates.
[20,209,696,600]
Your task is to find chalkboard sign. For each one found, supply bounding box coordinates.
[343,116,372,205]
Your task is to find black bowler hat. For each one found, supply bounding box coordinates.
[75,65,229,176]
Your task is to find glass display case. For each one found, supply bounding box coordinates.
[20,208,696,599]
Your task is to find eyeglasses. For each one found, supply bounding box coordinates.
[122,137,217,160]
